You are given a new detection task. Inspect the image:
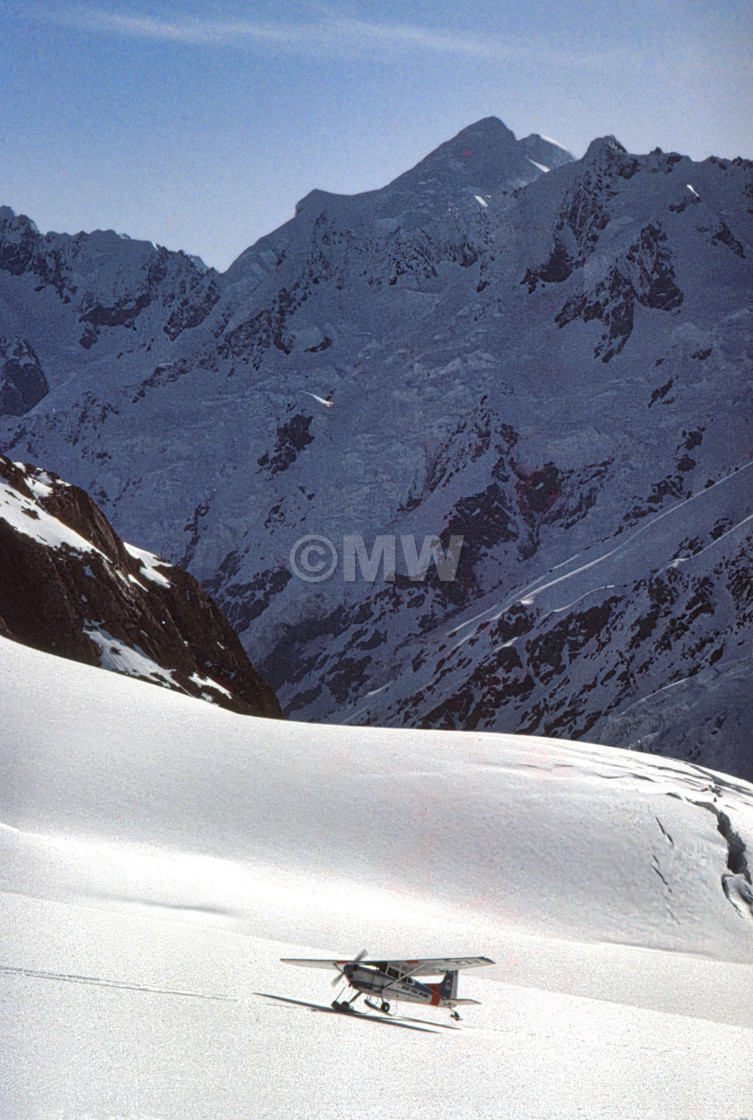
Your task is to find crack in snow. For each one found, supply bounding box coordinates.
[690,801,753,924]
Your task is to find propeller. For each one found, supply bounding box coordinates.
[331,949,368,987]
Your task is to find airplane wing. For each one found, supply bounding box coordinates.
[281,959,352,971]
[385,957,495,978]
[280,956,494,978]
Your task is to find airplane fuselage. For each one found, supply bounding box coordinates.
[344,964,469,1009]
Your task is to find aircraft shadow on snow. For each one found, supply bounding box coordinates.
[254,992,459,1034]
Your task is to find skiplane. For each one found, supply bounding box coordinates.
[281,952,494,1020]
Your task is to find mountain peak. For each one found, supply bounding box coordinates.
[452,115,517,142]
[584,134,628,159]
[280,118,575,238]
[370,116,575,224]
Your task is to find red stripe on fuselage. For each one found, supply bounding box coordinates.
[430,984,441,1006]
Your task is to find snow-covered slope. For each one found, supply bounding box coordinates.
[1,120,751,775]
[0,453,280,716]
[2,637,752,1118]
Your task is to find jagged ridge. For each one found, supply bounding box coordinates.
[0,118,751,774]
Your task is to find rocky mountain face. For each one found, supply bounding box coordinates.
[1,118,751,776]
[0,453,281,718]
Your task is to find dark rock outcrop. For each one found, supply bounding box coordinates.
[0,452,281,718]
[0,337,49,416]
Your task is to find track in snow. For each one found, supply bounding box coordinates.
[0,963,237,1001]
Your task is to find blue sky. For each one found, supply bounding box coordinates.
[1,1,751,270]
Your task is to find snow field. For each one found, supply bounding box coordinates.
[2,637,753,1118]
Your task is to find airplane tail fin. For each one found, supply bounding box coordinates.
[439,970,459,1001]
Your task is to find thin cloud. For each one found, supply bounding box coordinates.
[49,9,312,48]
[41,5,647,70]
[332,16,643,69]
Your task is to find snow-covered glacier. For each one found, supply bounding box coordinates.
[2,637,753,1118]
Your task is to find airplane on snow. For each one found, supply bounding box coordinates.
[282,952,494,1020]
